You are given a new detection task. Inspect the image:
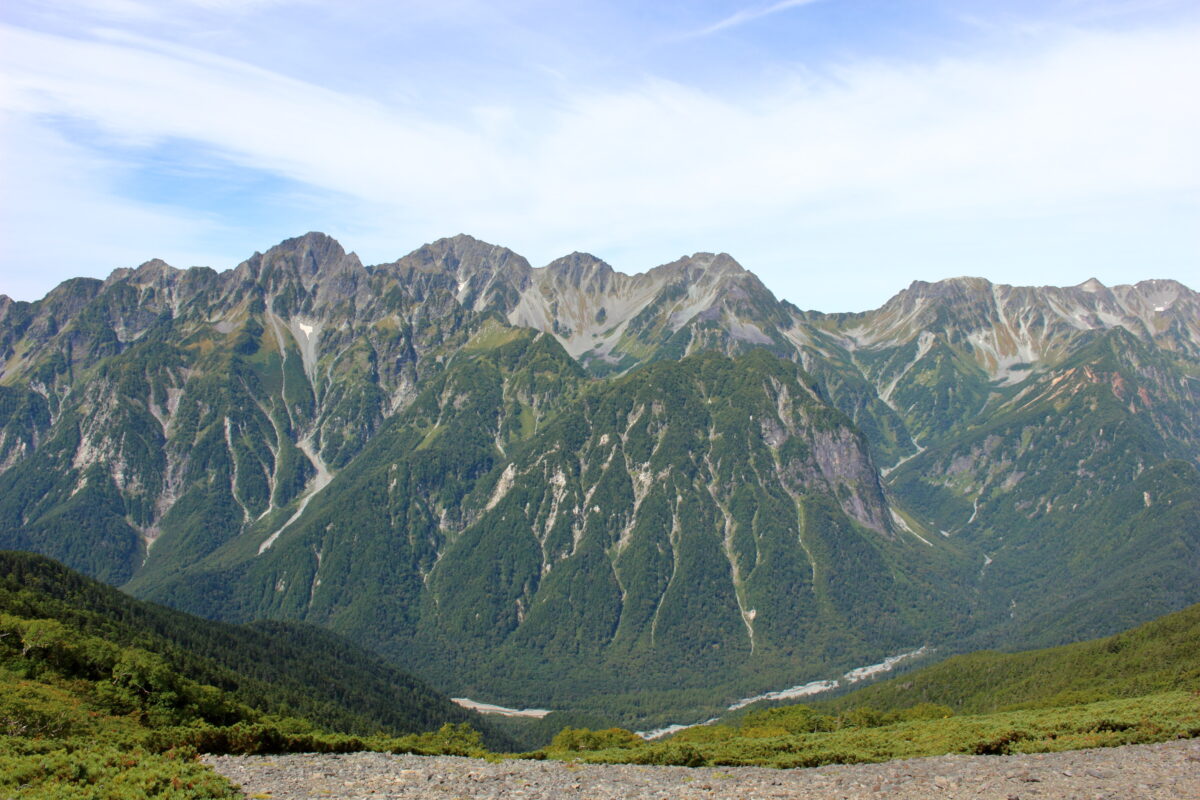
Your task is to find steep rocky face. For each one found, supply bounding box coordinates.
[817,279,1200,651]
[793,276,1200,468]
[0,232,1196,726]
[888,327,1200,632]
[134,340,964,717]
[374,234,529,316]
[383,239,797,374]
[517,251,794,372]
[836,277,1200,365]
[0,233,492,582]
[375,246,1199,467]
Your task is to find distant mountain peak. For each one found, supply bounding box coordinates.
[103,258,178,289]
[544,252,616,289]
[398,235,533,281]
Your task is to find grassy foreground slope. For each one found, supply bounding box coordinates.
[0,551,511,798]
[0,550,507,743]
[544,692,1200,768]
[815,600,1200,715]
[537,602,1200,768]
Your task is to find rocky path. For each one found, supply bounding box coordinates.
[205,738,1200,799]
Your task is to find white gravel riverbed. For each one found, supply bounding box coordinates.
[205,737,1200,799]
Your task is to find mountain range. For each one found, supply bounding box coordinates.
[1,232,1197,726]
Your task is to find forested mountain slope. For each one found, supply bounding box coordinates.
[0,550,509,745]
[1,232,1196,725]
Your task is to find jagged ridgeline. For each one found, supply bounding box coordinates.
[1,232,1198,724]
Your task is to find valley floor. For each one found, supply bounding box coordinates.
[205,737,1200,799]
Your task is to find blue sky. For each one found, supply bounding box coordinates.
[1,0,1197,311]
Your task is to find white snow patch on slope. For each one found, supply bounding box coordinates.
[288,318,323,382]
[880,438,925,477]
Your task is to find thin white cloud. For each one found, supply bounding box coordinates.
[680,0,825,40]
[39,0,296,20]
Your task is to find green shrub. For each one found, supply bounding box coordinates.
[633,742,706,767]
[971,729,1031,755]
[0,739,238,799]
[549,726,644,752]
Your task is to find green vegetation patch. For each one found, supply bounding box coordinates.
[0,552,505,798]
[0,740,237,800]
[815,600,1200,716]
[537,692,1200,768]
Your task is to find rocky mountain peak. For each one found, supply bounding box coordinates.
[544,252,616,291]
[269,231,358,279]
[128,259,180,291]
[398,235,533,282]
[226,231,360,290]
[1123,279,1195,309]
[101,258,174,288]
[653,252,747,282]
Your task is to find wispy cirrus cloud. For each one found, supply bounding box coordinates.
[34,0,298,20]
[678,0,826,40]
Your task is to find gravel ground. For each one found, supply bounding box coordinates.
[205,737,1200,799]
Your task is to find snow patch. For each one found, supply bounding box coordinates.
[881,438,925,477]
[965,496,981,526]
[288,318,323,383]
[878,332,936,407]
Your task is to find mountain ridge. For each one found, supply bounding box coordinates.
[0,231,1196,727]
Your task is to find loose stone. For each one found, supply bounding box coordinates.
[205,738,1200,800]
